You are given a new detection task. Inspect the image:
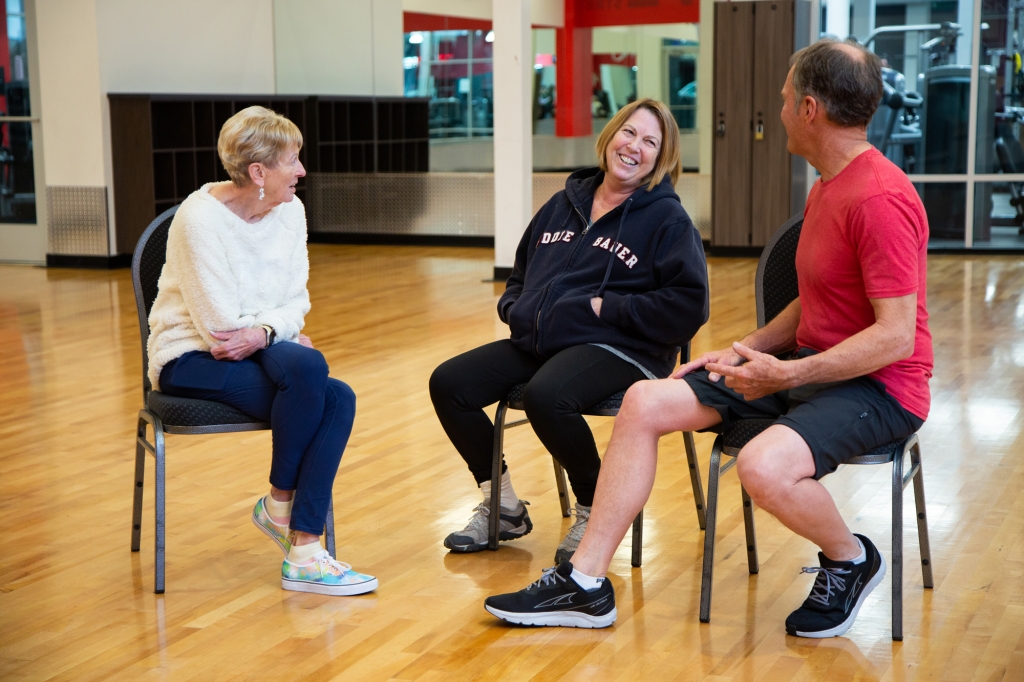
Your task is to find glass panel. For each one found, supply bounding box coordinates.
[405,29,492,139]
[973,181,1024,249]
[432,31,468,61]
[472,29,493,60]
[403,33,423,98]
[979,1,1024,173]
[664,42,698,131]
[429,61,469,138]
[471,62,493,136]
[0,0,32,223]
[534,27,556,133]
[0,119,34,223]
[918,182,968,248]
[594,57,637,118]
[854,1,973,175]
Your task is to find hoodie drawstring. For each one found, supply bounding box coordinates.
[596,197,632,298]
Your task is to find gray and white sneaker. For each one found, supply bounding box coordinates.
[444,500,532,553]
[554,503,591,564]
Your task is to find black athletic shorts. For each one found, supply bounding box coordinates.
[681,348,924,479]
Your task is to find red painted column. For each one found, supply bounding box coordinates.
[555,2,592,137]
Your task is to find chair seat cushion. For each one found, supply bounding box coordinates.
[722,419,776,450]
[722,417,911,464]
[848,436,908,464]
[147,391,266,428]
[586,390,626,415]
[506,383,625,415]
[507,383,527,410]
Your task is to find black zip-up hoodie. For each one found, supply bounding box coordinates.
[498,167,709,378]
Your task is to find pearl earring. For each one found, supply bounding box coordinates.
[259,187,265,201]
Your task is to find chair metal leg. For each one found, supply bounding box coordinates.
[683,431,706,530]
[325,496,336,559]
[909,439,934,589]
[553,459,571,517]
[740,485,759,574]
[131,414,148,552]
[488,401,508,551]
[891,441,905,641]
[153,417,166,595]
[631,510,643,567]
[699,436,724,623]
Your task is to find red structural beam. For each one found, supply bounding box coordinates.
[574,0,699,27]
[556,0,594,138]
[404,12,492,33]
[403,12,560,33]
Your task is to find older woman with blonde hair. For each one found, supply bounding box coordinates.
[146,106,375,596]
[430,98,709,565]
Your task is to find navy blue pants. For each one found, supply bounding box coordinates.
[159,343,356,535]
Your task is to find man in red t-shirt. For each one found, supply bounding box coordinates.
[484,39,932,638]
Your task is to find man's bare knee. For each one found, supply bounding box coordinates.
[618,380,688,435]
[737,427,815,511]
[737,444,788,511]
[619,381,657,417]
[619,378,717,434]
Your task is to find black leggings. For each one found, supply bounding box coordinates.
[429,340,648,506]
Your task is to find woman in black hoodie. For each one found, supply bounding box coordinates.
[430,98,708,564]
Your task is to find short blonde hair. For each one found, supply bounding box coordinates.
[596,98,681,191]
[217,106,303,187]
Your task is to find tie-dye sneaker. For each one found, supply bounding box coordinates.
[281,549,378,596]
[251,496,291,556]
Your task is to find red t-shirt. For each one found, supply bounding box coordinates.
[796,148,933,420]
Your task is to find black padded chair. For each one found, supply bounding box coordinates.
[487,343,708,568]
[696,213,934,641]
[130,206,335,594]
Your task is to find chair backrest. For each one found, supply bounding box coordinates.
[131,205,180,397]
[754,213,803,328]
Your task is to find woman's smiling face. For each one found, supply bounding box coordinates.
[260,144,305,204]
[604,108,663,190]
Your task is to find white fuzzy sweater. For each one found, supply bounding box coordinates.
[147,183,311,390]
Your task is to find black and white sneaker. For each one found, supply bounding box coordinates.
[785,534,887,638]
[443,500,532,553]
[484,561,616,628]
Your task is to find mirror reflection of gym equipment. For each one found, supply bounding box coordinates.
[855,0,1024,247]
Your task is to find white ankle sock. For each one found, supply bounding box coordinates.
[849,537,867,565]
[480,470,520,511]
[265,493,292,521]
[570,567,604,592]
[287,541,323,564]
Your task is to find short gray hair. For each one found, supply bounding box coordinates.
[790,38,883,128]
[217,106,303,187]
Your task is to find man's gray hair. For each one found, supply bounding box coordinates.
[790,38,883,128]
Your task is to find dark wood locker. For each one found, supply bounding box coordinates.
[751,1,795,246]
[712,2,754,247]
[712,0,801,248]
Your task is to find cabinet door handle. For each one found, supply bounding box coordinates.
[717,121,726,137]
[755,121,764,141]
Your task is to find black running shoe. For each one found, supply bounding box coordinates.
[443,500,532,553]
[785,534,887,638]
[484,561,616,628]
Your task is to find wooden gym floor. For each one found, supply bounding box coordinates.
[0,245,1022,681]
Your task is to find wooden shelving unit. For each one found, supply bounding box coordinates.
[109,94,429,255]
